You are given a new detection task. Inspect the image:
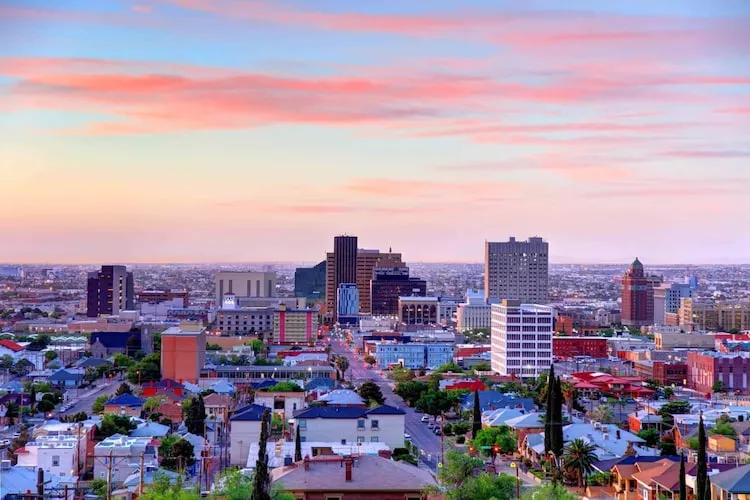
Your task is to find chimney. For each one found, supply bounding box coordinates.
[303,456,310,471]
[344,458,353,481]
[616,430,621,440]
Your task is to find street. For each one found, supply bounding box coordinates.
[59,379,119,418]
[328,335,443,471]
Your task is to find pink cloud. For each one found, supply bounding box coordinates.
[132,5,153,14]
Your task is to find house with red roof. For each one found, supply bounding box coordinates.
[0,339,24,354]
[571,372,655,398]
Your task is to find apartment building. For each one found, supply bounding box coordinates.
[294,405,406,450]
[484,237,548,304]
[16,435,80,479]
[93,435,157,485]
[270,305,319,344]
[374,342,453,370]
[491,300,553,378]
[680,299,750,332]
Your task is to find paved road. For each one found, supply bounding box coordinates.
[58,380,118,418]
[328,335,442,471]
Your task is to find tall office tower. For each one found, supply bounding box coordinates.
[86,265,135,317]
[214,271,277,305]
[490,300,553,378]
[294,261,326,301]
[356,249,403,314]
[653,282,693,325]
[325,235,358,320]
[370,266,427,316]
[621,258,655,328]
[337,283,360,325]
[484,237,549,304]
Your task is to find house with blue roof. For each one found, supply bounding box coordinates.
[49,368,85,388]
[459,391,535,412]
[90,331,141,359]
[229,404,272,466]
[293,404,406,451]
[103,393,145,417]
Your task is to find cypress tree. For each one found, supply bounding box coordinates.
[295,425,302,462]
[544,366,555,454]
[252,409,271,500]
[679,452,686,500]
[695,414,707,500]
[472,390,482,439]
[552,376,564,458]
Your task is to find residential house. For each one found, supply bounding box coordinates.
[229,404,272,466]
[631,458,682,500]
[440,379,487,392]
[33,421,98,473]
[628,410,664,434]
[130,422,170,438]
[152,402,183,424]
[459,391,535,412]
[304,377,336,394]
[571,372,655,399]
[0,462,74,500]
[245,441,390,469]
[709,434,736,453]
[16,435,80,479]
[294,405,406,450]
[671,423,699,450]
[203,393,233,423]
[271,455,438,500]
[103,394,145,417]
[702,463,750,500]
[254,390,306,420]
[482,408,526,428]
[316,389,365,407]
[74,357,111,369]
[141,379,184,398]
[49,368,85,388]
[208,380,235,395]
[177,432,207,463]
[610,457,680,500]
[93,434,157,485]
[116,466,180,499]
[505,412,545,450]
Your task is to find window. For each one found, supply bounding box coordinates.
[371,437,379,443]
[357,436,365,443]
[371,420,379,429]
[357,419,365,429]
[298,420,306,429]
[52,456,60,467]
[341,439,347,445]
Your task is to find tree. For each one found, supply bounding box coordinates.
[126,353,161,384]
[145,396,168,414]
[392,365,415,383]
[113,353,135,368]
[5,401,19,425]
[266,382,303,393]
[696,415,707,500]
[115,382,132,396]
[159,435,195,472]
[561,381,577,414]
[434,363,464,374]
[140,474,199,500]
[713,421,737,437]
[471,361,490,372]
[521,483,577,500]
[438,449,482,485]
[552,376,564,458]
[563,438,599,487]
[183,395,206,435]
[248,339,264,355]
[91,478,108,498]
[659,400,691,427]
[472,390,481,439]
[92,395,109,414]
[99,414,137,439]
[294,426,302,462]
[589,404,614,424]
[473,426,517,454]
[335,356,349,381]
[44,350,58,362]
[544,365,556,455]
[358,381,385,406]
[395,381,428,406]
[0,354,13,370]
[415,390,459,418]
[252,409,272,500]
[637,429,660,447]
[664,387,674,399]
[126,334,141,356]
[712,380,727,394]
[443,473,515,500]
[679,453,687,500]
[37,399,55,413]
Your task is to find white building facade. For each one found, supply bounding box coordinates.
[16,436,80,479]
[490,300,553,378]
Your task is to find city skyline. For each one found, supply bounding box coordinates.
[2,0,749,264]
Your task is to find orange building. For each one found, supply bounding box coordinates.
[160,322,206,383]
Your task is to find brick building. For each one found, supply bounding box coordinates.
[687,351,750,395]
[553,336,607,359]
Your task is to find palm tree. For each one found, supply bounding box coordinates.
[561,381,577,415]
[563,438,599,487]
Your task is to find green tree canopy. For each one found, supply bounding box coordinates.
[115,382,132,396]
[472,426,517,455]
[182,395,206,435]
[357,381,385,406]
[391,365,415,384]
[92,395,109,414]
[439,450,483,486]
[395,381,428,406]
[434,363,464,374]
[159,435,195,472]
[659,400,692,427]
[415,390,460,417]
[265,382,303,392]
[522,483,577,500]
[638,429,660,447]
[98,414,137,439]
[126,353,161,384]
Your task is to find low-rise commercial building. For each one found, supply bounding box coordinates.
[374,342,453,370]
[294,405,406,450]
[398,296,439,326]
[687,351,750,394]
[553,336,607,359]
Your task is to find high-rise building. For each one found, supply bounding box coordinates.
[484,237,549,304]
[337,284,360,325]
[294,261,326,301]
[679,299,750,332]
[370,266,427,316]
[398,297,439,325]
[653,283,693,325]
[621,258,654,328]
[271,304,319,344]
[324,235,404,318]
[490,300,553,378]
[86,265,135,318]
[214,271,276,305]
[160,323,206,383]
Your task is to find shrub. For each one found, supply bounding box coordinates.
[456,436,466,444]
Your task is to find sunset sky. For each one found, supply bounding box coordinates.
[1,0,749,264]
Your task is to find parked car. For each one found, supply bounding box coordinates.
[434,427,442,436]
[420,415,430,423]
[427,422,435,430]
[404,433,411,441]
[0,439,10,447]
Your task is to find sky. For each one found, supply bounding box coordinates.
[1,0,749,265]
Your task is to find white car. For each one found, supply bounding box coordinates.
[420,415,430,423]
[404,433,411,441]
[0,439,10,447]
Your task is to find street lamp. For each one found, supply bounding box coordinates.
[137,370,141,386]
[509,461,520,499]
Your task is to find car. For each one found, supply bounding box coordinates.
[0,439,10,447]
[404,433,411,441]
[427,422,435,430]
[626,399,636,404]
[420,415,430,423]
[433,427,442,436]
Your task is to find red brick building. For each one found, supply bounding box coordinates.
[554,316,574,334]
[553,336,607,359]
[652,361,688,386]
[687,351,750,395]
[621,258,654,328]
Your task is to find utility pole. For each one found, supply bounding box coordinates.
[106,450,113,500]
[37,468,44,499]
[138,452,145,496]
